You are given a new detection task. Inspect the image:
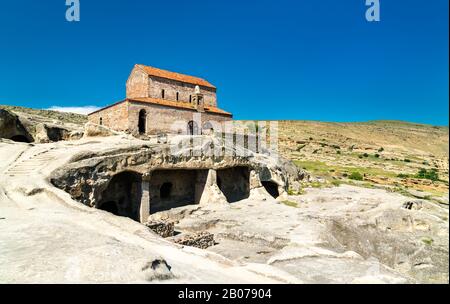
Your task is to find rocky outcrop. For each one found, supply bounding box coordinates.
[0,109,33,142]
[1,106,86,143]
[83,122,119,138]
[34,123,71,143]
[171,232,215,249]
[145,220,175,238]
[49,136,305,211]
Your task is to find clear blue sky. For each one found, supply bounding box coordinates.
[0,0,448,125]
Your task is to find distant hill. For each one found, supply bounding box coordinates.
[0,105,88,126]
[274,120,449,199]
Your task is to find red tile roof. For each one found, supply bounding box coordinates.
[136,64,216,89]
[130,97,232,116]
[88,98,232,117]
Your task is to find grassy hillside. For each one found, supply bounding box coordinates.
[0,105,88,126]
[275,120,449,199]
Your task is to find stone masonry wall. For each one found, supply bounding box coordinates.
[126,67,149,99]
[127,101,232,135]
[88,101,129,132]
[148,76,217,107]
[125,66,217,106]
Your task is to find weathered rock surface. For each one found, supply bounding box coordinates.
[83,122,119,138]
[171,232,215,249]
[0,109,33,142]
[0,107,85,143]
[145,220,175,238]
[34,123,71,143]
[0,135,447,283]
[0,136,298,283]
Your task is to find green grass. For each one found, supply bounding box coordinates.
[349,171,364,181]
[422,237,434,246]
[294,160,398,178]
[281,200,298,208]
[287,189,298,195]
[331,180,342,186]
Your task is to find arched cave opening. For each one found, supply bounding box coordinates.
[160,182,173,199]
[149,170,207,214]
[10,135,31,143]
[261,181,280,199]
[217,166,250,203]
[97,171,142,221]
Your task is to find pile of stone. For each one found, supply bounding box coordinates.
[145,220,175,238]
[172,232,215,249]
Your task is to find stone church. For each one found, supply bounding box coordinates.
[88,64,233,135]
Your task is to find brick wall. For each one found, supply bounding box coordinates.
[126,66,217,107]
[148,76,217,107]
[126,68,148,99]
[88,101,129,132]
[127,101,231,135]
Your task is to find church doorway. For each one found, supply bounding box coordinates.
[138,109,147,134]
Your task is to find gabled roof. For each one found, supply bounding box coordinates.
[88,98,232,117]
[135,64,216,89]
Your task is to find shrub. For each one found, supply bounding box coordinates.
[374,154,380,158]
[397,173,410,178]
[404,159,411,163]
[349,172,364,181]
[378,147,384,152]
[363,153,369,158]
[336,150,341,155]
[415,168,439,181]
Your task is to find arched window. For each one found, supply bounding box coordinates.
[176,92,179,101]
[161,89,165,99]
[202,122,214,135]
[138,109,146,134]
[187,120,198,135]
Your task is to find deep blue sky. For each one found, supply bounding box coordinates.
[0,0,448,125]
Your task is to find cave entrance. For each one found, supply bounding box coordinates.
[217,166,250,203]
[99,201,119,215]
[97,171,142,221]
[149,169,208,214]
[10,135,31,143]
[261,181,279,199]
